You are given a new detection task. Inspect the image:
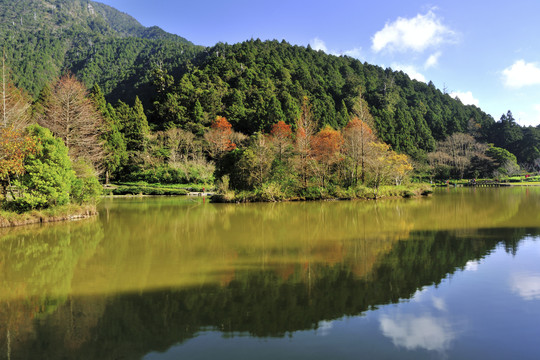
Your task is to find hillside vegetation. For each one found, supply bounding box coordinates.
[1,0,540,201]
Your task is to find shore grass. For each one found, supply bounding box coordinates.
[103,182,192,196]
[211,183,433,203]
[0,203,98,228]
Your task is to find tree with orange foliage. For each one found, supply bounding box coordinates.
[343,117,377,185]
[0,127,36,199]
[269,120,292,161]
[311,126,344,187]
[204,116,238,159]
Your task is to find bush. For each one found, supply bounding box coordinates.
[111,185,188,196]
[71,160,103,205]
[255,182,285,202]
[11,125,75,212]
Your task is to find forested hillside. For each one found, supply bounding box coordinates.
[151,40,496,159]
[0,0,201,99]
[2,0,540,173]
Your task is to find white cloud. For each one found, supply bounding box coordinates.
[514,105,540,127]
[392,63,426,82]
[425,51,442,69]
[341,47,363,60]
[380,314,455,352]
[372,10,455,53]
[511,273,540,300]
[309,38,364,60]
[449,91,479,106]
[502,60,540,88]
[310,37,328,52]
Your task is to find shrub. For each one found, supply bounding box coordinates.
[11,125,75,212]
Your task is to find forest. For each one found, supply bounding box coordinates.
[1,0,540,210]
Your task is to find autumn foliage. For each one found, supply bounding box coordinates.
[269,120,292,160]
[312,126,343,164]
[205,116,237,158]
[343,117,377,184]
[0,126,36,198]
[0,127,36,179]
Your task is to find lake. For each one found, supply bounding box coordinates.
[1,187,539,359]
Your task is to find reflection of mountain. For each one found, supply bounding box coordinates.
[0,227,533,360]
[2,188,540,358]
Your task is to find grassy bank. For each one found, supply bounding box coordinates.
[0,203,98,228]
[211,183,433,203]
[103,182,197,196]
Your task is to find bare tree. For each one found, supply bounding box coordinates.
[428,132,488,179]
[343,117,376,185]
[0,51,30,130]
[294,97,316,188]
[40,74,104,172]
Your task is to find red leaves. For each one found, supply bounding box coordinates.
[311,126,343,164]
[270,121,292,140]
[344,117,373,135]
[205,116,237,157]
[211,116,233,132]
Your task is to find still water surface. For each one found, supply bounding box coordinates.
[1,187,539,359]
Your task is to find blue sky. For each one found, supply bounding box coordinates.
[97,0,540,126]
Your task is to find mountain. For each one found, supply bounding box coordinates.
[0,0,201,99]
[2,0,539,165]
[149,40,496,157]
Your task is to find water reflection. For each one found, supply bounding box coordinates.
[0,188,540,359]
[380,314,455,352]
[510,273,540,300]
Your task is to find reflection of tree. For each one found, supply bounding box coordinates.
[1,227,535,359]
[0,219,104,359]
[2,188,540,358]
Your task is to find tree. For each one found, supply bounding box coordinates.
[205,116,238,159]
[343,117,376,185]
[11,125,76,211]
[165,127,197,164]
[269,120,292,161]
[366,142,413,196]
[428,133,488,179]
[90,85,127,184]
[40,74,104,172]
[0,127,36,200]
[122,96,150,152]
[243,133,274,188]
[295,97,316,188]
[1,52,30,130]
[311,126,343,187]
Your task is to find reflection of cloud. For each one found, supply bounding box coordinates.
[432,297,447,312]
[380,314,455,351]
[317,320,333,336]
[511,273,540,300]
[464,260,480,272]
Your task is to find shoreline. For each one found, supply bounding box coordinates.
[210,184,434,203]
[0,204,98,228]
